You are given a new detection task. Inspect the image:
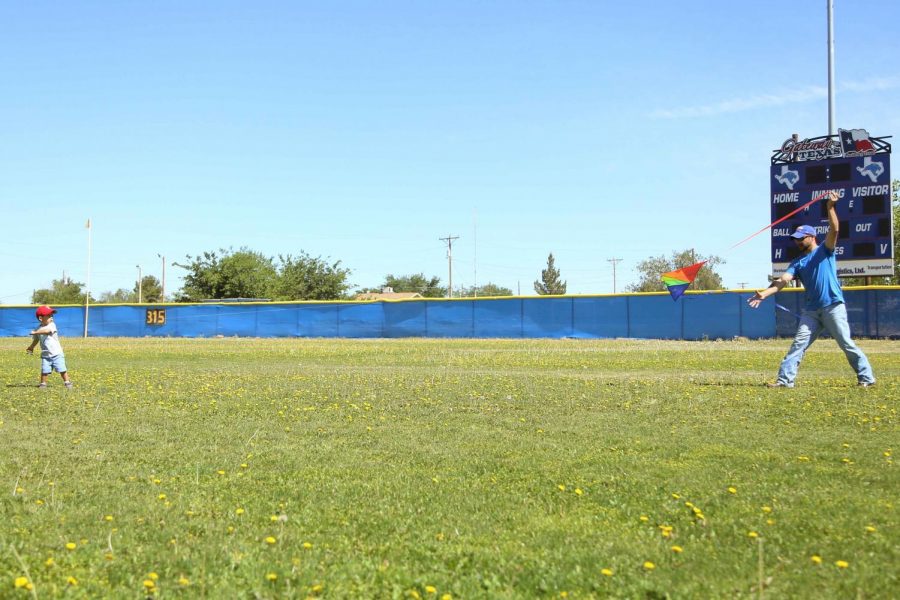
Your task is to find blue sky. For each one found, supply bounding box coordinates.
[2,1,898,304]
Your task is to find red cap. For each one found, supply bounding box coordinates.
[35,305,57,317]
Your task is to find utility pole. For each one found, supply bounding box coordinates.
[137,265,142,303]
[607,258,623,293]
[439,235,459,298]
[737,282,748,289]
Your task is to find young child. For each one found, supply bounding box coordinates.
[26,305,73,389]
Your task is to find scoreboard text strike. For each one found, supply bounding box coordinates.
[770,129,892,277]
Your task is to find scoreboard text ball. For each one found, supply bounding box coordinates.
[770,130,893,278]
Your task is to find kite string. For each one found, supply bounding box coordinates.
[727,190,832,251]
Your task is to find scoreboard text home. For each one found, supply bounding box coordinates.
[770,129,893,277]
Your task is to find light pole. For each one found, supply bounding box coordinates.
[137,265,142,303]
[157,254,166,302]
[84,219,92,337]
[827,0,836,135]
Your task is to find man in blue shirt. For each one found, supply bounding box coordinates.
[748,190,875,388]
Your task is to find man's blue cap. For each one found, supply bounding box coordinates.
[790,224,817,239]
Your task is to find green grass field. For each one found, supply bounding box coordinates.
[1,337,897,598]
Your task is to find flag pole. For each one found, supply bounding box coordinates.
[84,219,92,337]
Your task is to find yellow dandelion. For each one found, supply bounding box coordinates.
[835,560,849,569]
[104,515,114,522]
[270,515,278,522]
[266,572,277,582]
[671,492,680,499]
[265,536,277,545]
[303,541,313,549]
[147,572,159,581]
[639,515,649,522]
[240,463,249,468]
[671,545,683,553]
[65,542,77,550]
[67,576,78,586]
[557,484,566,491]
[14,577,29,589]
[35,499,44,506]
[425,585,437,594]
[811,555,822,564]
[178,576,190,586]
[217,470,226,475]
[104,553,114,561]
[865,525,876,533]
[748,531,759,538]
[235,508,245,515]
[643,561,656,570]
[441,594,452,600]
[797,456,810,462]
[761,506,772,513]
[143,579,156,590]
[575,488,584,496]
[311,584,324,593]
[408,591,422,600]
[158,493,167,500]
[727,487,737,494]
[45,557,55,567]
[601,568,613,577]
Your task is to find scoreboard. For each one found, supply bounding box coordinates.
[770,129,893,277]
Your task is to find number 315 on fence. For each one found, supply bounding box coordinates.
[145,309,166,325]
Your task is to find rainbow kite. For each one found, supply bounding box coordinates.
[661,261,706,301]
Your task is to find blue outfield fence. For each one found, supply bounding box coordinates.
[2,288,899,340]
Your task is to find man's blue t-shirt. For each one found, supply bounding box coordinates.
[785,243,844,310]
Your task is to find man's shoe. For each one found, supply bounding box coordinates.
[37,383,47,389]
[858,381,876,388]
[64,381,73,389]
[766,382,793,388]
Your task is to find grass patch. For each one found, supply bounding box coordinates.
[1,337,897,597]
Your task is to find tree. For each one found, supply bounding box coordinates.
[458,283,514,297]
[32,276,91,305]
[362,274,446,298]
[273,252,352,300]
[99,289,134,303]
[534,253,566,295]
[97,275,163,304]
[627,249,725,292]
[137,275,164,303]
[174,248,278,301]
